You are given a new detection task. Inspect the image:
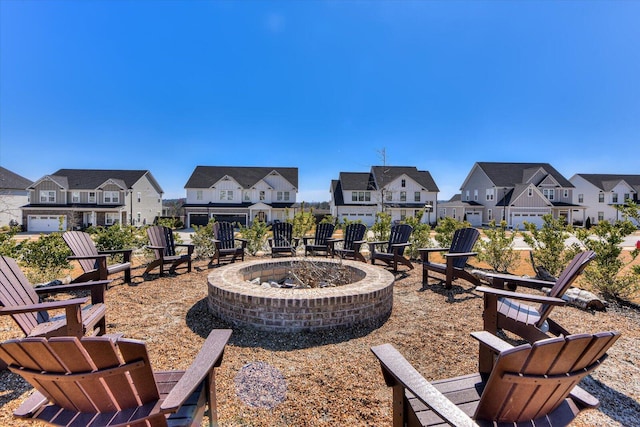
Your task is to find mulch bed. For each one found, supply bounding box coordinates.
[1,256,639,426]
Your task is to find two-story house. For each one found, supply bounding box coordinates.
[441,162,580,229]
[330,166,439,226]
[0,166,33,227]
[182,166,298,227]
[22,169,163,232]
[570,174,640,225]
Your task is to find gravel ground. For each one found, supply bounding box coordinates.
[0,256,639,426]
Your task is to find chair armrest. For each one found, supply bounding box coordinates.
[0,297,89,316]
[477,286,567,306]
[67,254,108,261]
[326,238,344,243]
[368,241,388,246]
[175,244,195,254]
[98,249,133,255]
[444,252,477,259]
[160,329,232,412]
[479,272,555,291]
[390,242,412,249]
[371,344,477,427]
[419,247,449,254]
[145,245,166,251]
[34,280,111,295]
[470,331,514,354]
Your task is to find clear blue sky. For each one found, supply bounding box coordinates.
[1,1,639,202]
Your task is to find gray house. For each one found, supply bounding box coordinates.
[22,169,163,232]
[330,166,439,226]
[443,162,581,229]
[0,166,33,227]
[182,166,298,227]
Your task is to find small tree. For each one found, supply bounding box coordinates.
[290,207,316,239]
[370,211,392,242]
[18,233,71,283]
[0,226,21,258]
[434,217,470,248]
[522,214,577,277]
[191,220,217,259]
[476,220,519,273]
[88,225,144,262]
[239,220,270,256]
[573,219,640,300]
[402,210,432,260]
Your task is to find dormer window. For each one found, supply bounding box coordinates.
[104,191,120,203]
[542,188,555,200]
[71,192,80,203]
[598,192,604,203]
[401,179,406,188]
[40,190,56,203]
[88,192,96,203]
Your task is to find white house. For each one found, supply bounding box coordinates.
[0,166,32,227]
[570,173,640,226]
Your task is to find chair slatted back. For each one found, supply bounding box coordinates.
[147,225,177,257]
[0,256,47,335]
[343,223,366,251]
[63,231,101,274]
[314,223,335,246]
[0,336,160,415]
[214,222,236,250]
[537,250,596,325]
[272,222,293,248]
[475,331,620,422]
[449,228,480,269]
[385,224,413,255]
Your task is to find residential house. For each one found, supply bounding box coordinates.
[330,166,439,226]
[182,166,298,227]
[570,174,640,226]
[0,166,33,227]
[22,169,163,232]
[444,162,580,229]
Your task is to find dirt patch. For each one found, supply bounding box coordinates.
[0,252,638,426]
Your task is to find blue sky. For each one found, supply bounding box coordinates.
[1,1,639,202]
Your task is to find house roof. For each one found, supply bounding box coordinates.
[370,166,439,191]
[331,180,345,205]
[575,174,640,193]
[0,167,32,190]
[185,166,298,190]
[37,169,163,193]
[338,172,375,191]
[475,162,573,188]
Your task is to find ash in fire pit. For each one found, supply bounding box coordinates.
[249,259,356,289]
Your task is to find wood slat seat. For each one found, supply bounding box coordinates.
[210,221,247,266]
[328,223,367,263]
[369,224,414,272]
[419,227,480,289]
[0,329,232,427]
[478,250,596,344]
[63,231,132,284]
[372,330,620,427]
[145,225,194,276]
[303,223,335,257]
[268,222,298,257]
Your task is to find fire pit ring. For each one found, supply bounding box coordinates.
[207,257,395,332]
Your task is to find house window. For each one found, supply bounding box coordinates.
[71,191,80,203]
[386,192,392,201]
[563,189,568,198]
[196,190,203,201]
[465,190,470,201]
[401,179,406,188]
[414,192,420,202]
[352,192,358,202]
[578,194,584,203]
[624,193,630,202]
[88,192,96,203]
[277,191,291,201]
[39,190,56,203]
[440,208,446,216]
[452,208,457,219]
[259,191,265,201]
[598,212,604,222]
[244,191,251,202]
[486,189,494,201]
[528,188,533,197]
[612,193,618,204]
[220,190,233,200]
[137,192,141,203]
[488,209,493,221]
[473,190,478,201]
[136,212,141,224]
[543,189,555,200]
[400,191,406,202]
[400,209,406,220]
[104,191,119,203]
[105,212,119,225]
[598,193,604,203]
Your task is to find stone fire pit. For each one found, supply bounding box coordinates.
[207,257,395,332]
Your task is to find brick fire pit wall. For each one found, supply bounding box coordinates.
[207,257,395,332]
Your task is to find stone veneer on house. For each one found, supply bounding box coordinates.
[207,257,395,332]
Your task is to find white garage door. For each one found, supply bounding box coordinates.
[466,212,482,227]
[28,215,67,232]
[512,213,545,230]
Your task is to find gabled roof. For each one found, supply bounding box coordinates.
[35,169,162,192]
[331,180,345,205]
[475,162,573,188]
[0,167,32,190]
[575,174,640,193]
[185,166,298,190]
[370,166,439,192]
[338,172,375,191]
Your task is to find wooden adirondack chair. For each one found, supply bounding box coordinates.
[0,329,232,427]
[0,255,109,339]
[63,231,132,284]
[478,250,597,343]
[268,222,298,257]
[419,227,480,289]
[303,223,335,256]
[328,223,367,263]
[210,221,247,265]
[145,225,194,276]
[372,329,620,427]
[368,224,414,272]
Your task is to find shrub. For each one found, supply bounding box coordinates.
[239,220,270,256]
[87,225,144,263]
[402,211,432,260]
[291,208,316,239]
[370,212,392,242]
[191,220,217,259]
[476,220,519,273]
[434,217,470,248]
[521,214,577,277]
[18,232,71,283]
[0,226,21,258]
